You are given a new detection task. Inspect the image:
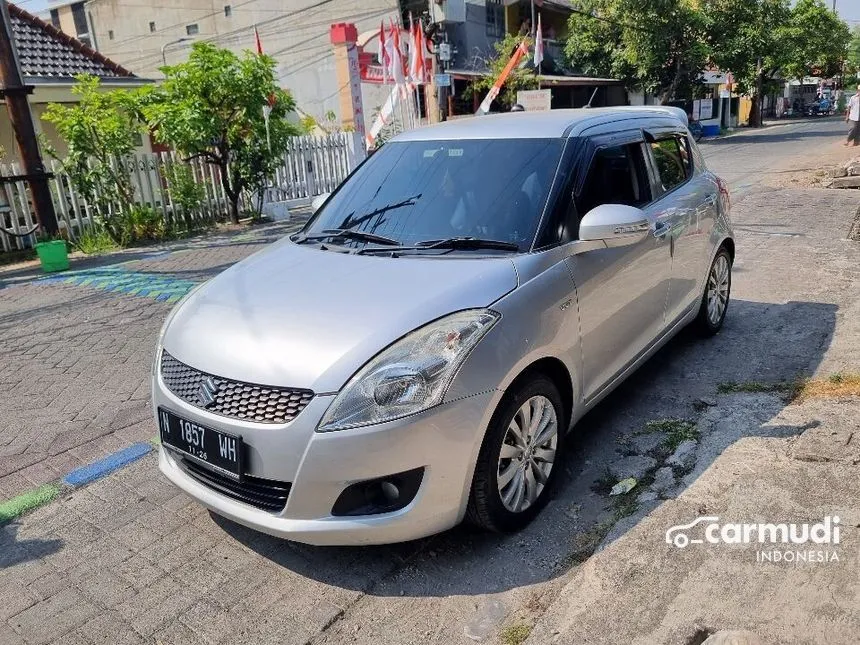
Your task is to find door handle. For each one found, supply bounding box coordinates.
[703,195,717,207]
[653,221,670,238]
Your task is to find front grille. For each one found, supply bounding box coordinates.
[160,351,314,424]
[181,458,291,512]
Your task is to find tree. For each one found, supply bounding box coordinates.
[564,0,709,104]
[42,74,142,239]
[848,26,860,76]
[140,43,299,224]
[781,0,850,81]
[466,33,539,109]
[704,0,792,127]
[705,0,849,127]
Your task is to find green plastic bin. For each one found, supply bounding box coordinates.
[35,240,69,273]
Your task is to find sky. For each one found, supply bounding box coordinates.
[13,0,860,25]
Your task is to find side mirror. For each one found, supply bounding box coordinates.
[311,193,330,213]
[579,204,649,246]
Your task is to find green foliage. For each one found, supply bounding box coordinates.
[848,26,860,76]
[110,205,166,246]
[299,114,318,134]
[466,33,539,109]
[716,380,794,394]
[139,43,300,224]
[781,0,851,80]
[165,163,206,223]
[642,419,700,451]
[565,0,709,104]
[73,223,117,254]
[704,0,791,96]
[42,74,143,230]
[500,623,532,645]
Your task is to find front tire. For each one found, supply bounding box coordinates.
[694,247,732,336]
[466,375,566,533]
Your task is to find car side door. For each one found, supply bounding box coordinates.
[644,129,716,325]
[565,130,673,404]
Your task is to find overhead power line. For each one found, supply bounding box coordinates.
[117,0,342,69]
[120,3,389,72]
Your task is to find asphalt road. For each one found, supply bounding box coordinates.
[701,117,848,194]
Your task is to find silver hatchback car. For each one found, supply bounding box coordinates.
[153,107,733,546]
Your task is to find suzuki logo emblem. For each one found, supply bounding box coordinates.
[197,377,219,408]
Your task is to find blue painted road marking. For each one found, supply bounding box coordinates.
[63,442,153,487]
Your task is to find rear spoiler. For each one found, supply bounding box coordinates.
[613,105,689,127]
[646,106,689,127]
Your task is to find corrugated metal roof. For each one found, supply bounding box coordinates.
[9,3,136,81]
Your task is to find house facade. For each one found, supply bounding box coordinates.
[40,0,95,48]
[431,0,626,114]
[79,0,399,130]
[1,4,151,164]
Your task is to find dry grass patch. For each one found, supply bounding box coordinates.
[794,373,860,401]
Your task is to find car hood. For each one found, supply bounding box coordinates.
[162,239,518,394]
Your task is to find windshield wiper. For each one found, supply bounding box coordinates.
[415,237,520,252]
[294,228,401,246]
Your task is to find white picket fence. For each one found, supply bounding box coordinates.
[0,132,361,253]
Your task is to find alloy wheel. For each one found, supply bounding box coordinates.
[707,253,730,326]
[497,395,558,513]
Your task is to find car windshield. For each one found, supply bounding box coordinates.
[303,138,564,252]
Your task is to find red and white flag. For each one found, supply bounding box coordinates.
[477,39,530,115]
[253,26,276,109]
[254,25,264,56]
[534,14,544,69]
[379,21,390,84]
[408,14,418,84]
[389,20,406,88]
[408,14,428,85]
[416,21,428,84]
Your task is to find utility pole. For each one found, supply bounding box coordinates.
[0,0,58,236]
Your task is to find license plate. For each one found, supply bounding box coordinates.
[158,407,244,480]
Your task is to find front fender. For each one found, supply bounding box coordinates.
[446,255,581,416]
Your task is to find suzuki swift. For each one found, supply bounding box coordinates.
[153,107,733,545]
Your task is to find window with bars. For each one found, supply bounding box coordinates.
[149,21,156,32]
[224,5,232,17]
[186,23,199,36]
[486,0,505,38]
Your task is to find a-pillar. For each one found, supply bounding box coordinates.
[329,23,367,143]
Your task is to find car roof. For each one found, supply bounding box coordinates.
[392,107,688,143]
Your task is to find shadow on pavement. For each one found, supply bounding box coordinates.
[0,522,64,569]
[215,298,836,598]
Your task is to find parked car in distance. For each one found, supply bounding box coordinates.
[152,107,734,546]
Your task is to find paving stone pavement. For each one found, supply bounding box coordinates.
[0,219,307,502]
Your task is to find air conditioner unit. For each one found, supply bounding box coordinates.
[430,0,465,24]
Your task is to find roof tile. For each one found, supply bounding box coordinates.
[9,2,136,81]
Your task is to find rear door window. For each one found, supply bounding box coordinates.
[649,137,690,193]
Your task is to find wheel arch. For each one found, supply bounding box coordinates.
[503,356,574,432]
[720,237,735,262]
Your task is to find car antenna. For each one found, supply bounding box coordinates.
[583,87,599,109]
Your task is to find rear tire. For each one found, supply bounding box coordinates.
[694,247,732,336]
[466,375,566,533]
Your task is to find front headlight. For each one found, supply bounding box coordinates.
[318,309,500,431]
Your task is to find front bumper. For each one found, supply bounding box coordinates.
[154,371,498,546]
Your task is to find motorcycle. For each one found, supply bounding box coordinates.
[688,121,704,142]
